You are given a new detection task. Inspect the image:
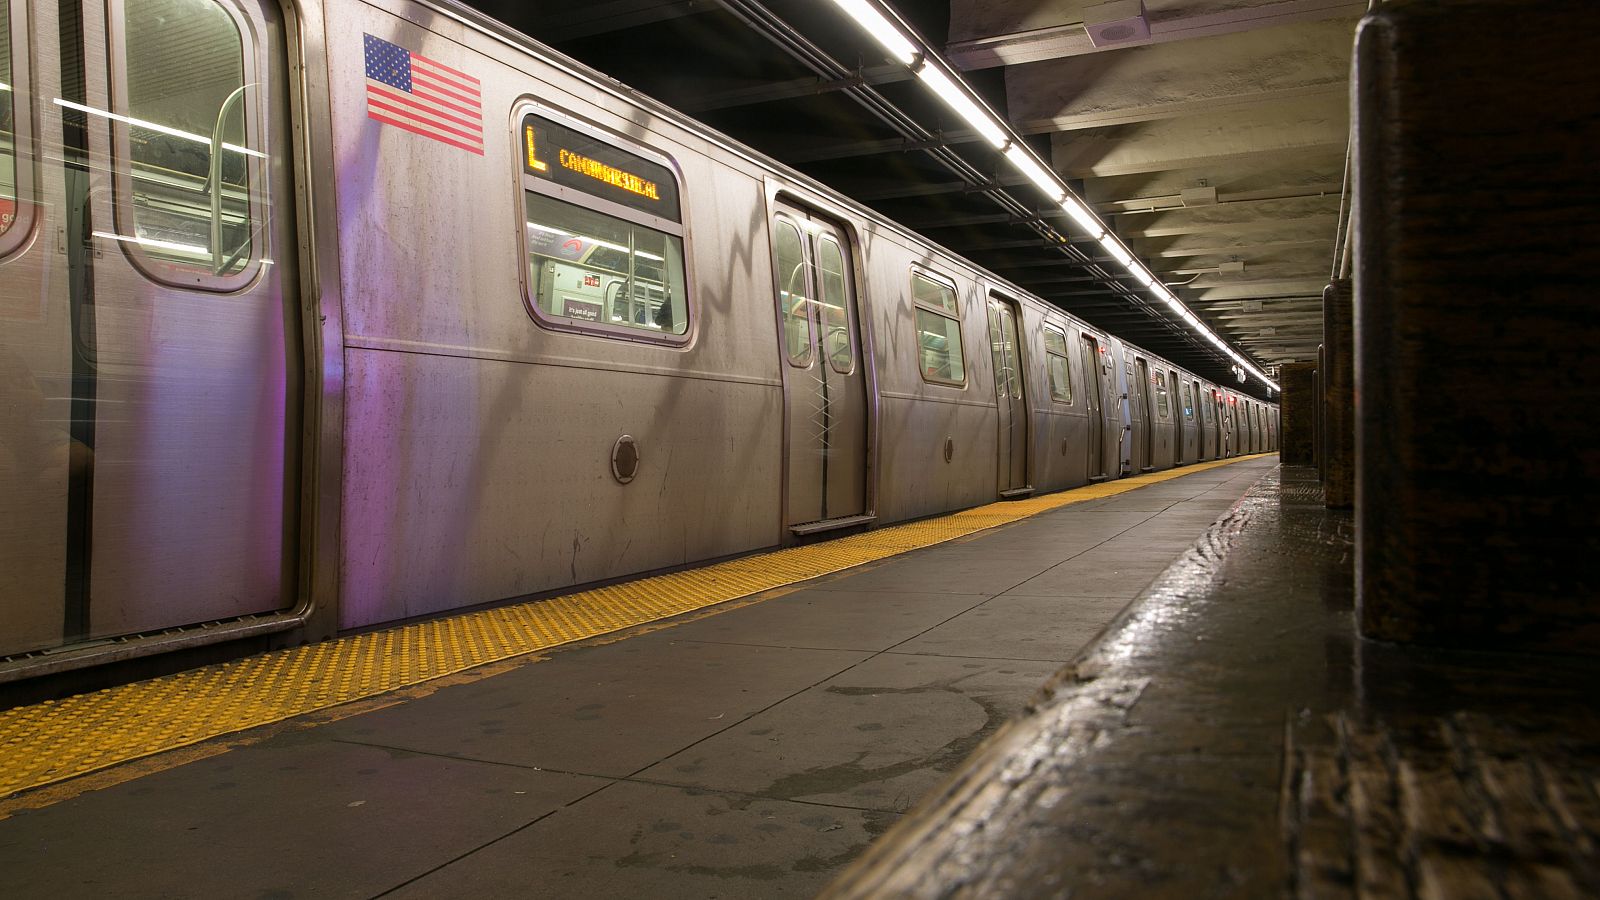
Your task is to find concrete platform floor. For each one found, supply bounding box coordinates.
[823,466,1600,899]
[0,458,1274,899]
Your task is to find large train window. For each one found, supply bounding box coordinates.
[1043,324,1071,403]
[911,268,965,386]
[108,0,270,287]
[1181,381,1195,420]
[518,111,688,341]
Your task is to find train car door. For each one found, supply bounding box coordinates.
[0,0,72,656]
[1177,375,1195,464]
[0,0,302,658]
[1219,393,1232,457]
[771,205,868,531]
[986,294,1029,496]
[1080,334,1106,479]
[1228,395,1238,456]
[1171,369,1184,464]
[1134,357,1155,471]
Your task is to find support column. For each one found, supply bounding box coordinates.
[1322,279,1354,508]
[1354,0,1600,653]
[1279,362,1316,466]
[1313,350,1323,476]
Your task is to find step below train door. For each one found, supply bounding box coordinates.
[0,0,303,659]
[986,293,1029,497]
[771,203,869,535]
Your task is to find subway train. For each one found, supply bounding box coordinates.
[0,0,1277,680]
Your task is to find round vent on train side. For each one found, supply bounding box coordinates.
[612,435,640,484]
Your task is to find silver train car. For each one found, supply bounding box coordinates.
[0,0,1277,680]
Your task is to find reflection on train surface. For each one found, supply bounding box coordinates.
[0,0,1276,682]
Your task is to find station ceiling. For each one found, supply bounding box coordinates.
[467,0,1363,397]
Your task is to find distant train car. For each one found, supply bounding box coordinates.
[0,0,1276,680]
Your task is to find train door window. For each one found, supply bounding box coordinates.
[816,234,854,374]
[108,0,270,286]
[518,112,688,341]
[1043,324,1071,403]
[1181,381,1194,420]
[0,0,8,220]
[912,269,965,386]
[1,0,32,256]
[773,217,811,365]
[1153,370,1170,419]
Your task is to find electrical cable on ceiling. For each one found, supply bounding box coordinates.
[818,0,1279,391]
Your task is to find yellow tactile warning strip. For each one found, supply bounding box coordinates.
[0,454,1272,799]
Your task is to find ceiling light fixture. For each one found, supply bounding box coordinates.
[1060,197,1104,239]
[1098,234,1134,267]
[822,0,1280,392]
[918,66,1010,149]
[828,0,920,66]
[1003,145,1063,201]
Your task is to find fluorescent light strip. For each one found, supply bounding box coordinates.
[526,221,665,261]
[825,0,1281,393]
[1098,234,1133,267]
[93,230,208,255]
[54,98,267,159]
[917,65,1008,150]
[0,81,11,92]
[1060,197,1103,239]
[830,0,919,65]
[1003,145,1062,203]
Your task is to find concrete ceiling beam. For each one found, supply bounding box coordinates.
[1154,246,1333,271]
[1125,214,1340,240]
[1213,313,1326,326]
[1180,261,1336,287]
[1193,280,1331,300]
[1077,151,1347,204]
[1187,298,1324,311]
[1112,194,1341,234]
[1050,93,1348,178]
[1127,233,1334,258]
[1097,183,1343,214]
[1007,18,1357,133]
[947,0,1367,71]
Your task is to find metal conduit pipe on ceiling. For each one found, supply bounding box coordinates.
[712,0,1225,366]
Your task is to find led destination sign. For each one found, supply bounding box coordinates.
[522,113,681,221]
[559,149,660,201]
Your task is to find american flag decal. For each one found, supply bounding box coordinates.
[363,33,483,155]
